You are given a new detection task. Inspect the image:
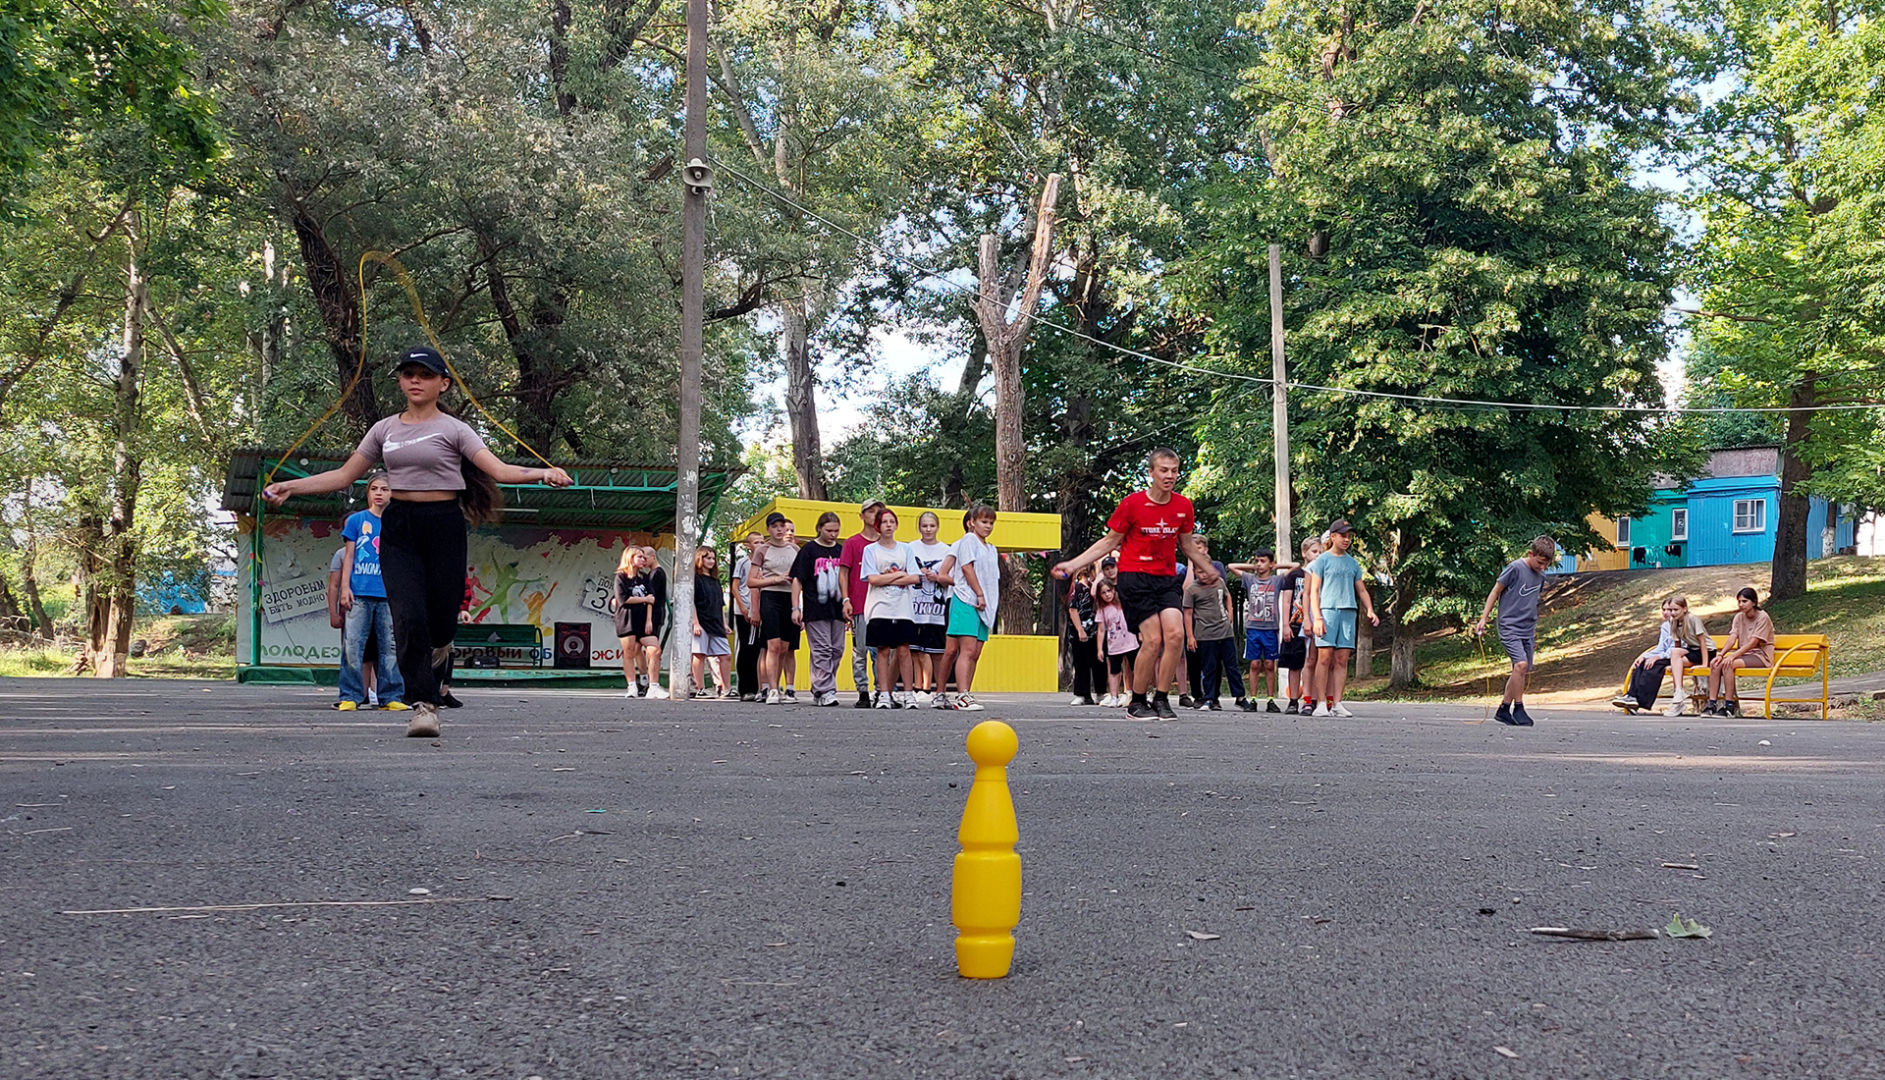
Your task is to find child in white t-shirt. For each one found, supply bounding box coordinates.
[860,507,921,708]
[908,511,955,701]
[938,505,1000,712]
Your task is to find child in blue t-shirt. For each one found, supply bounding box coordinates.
[337,474,407,711]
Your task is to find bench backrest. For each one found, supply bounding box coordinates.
[466,623,542,646]
[1706,633,1829,675]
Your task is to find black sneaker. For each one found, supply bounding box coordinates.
[1724,700,1741,717]
[1154,695,1178,720]
[853,691,872,709]
[1178,695,1196,710]
[1126,697,1157,720]
[784,689,798,702]
[1284,700,1300,715]
[1237,698,1257,712]
[1495,703,1518,726]
[1204,699,1223,711]
[439,691,464,709]
[1513,703,1535,726]
[1265,699,1282,714]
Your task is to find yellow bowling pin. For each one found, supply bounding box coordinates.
[952,719,1020,979]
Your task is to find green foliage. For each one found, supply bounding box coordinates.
[0,0,222,212]
[1182,0,1688,674]
[1681,0,1885,513]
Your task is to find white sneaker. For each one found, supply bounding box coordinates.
[873,692,892,709]
[915,691,934,707]
[1664,697,1687,717]
[1312,702,1331,717]
[1068,695,1087,706]
[954,694,985,712]
[1331,702,1354,717]
[930,692,952,709]
[1112,695,1127,708]
[647,684,670,700]
[766,688,783,705]
[902,695,920,709]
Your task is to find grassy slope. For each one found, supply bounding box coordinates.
[0,614,235,680]
[1350,556,1885,706]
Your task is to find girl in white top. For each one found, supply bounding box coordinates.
[263,346,571,737]
[908,511,956,698]
[860,507,921,708]
[938,504,1000,711]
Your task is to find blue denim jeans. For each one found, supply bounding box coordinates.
[340,597,404,705]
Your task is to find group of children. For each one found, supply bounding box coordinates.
[1610,587,1778,717]
[1059,506,1383,718]
[614,499,1002,711]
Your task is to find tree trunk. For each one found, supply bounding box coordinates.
[1770,375,1816,602]
[1390,621,1418,688]
[95,231,147,678]
[20,484,53,639]
[72,513,106,674]
[781,301,828,499]
[288,201,378,431]
[1354,618,1373,680]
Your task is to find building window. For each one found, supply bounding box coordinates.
[1671,508,1688,542]
[1616,517,1632,546]
[1734,499,1766,534]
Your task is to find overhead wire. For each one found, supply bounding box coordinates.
[709,157,1884,416]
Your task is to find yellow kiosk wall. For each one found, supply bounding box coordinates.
[731,498,1062,694]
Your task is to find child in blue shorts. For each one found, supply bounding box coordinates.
[1227,549,1290,712]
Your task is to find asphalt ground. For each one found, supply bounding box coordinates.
[3,678,1884,1080]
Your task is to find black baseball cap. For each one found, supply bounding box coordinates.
[765,511,788,527]
[393,345,448,376]
[1328,518,1355,535]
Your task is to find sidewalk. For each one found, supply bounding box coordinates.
[1829,669,1885,700]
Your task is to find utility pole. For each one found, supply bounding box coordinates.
[1269,244,1291,562]
[671,0,710,696]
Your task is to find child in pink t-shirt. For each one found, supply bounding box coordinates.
[1095,579,1139,707]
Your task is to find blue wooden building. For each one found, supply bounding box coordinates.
[1567,447,1858,571]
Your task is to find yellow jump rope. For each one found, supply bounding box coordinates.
[262,250,560,491]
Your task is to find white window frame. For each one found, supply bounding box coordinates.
[1671,508,1688,542]
[1733,499,1766,534]
[1615,516,1631,546]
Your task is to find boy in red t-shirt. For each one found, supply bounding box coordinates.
[1053,448,1219,719]
[839,498,886,709]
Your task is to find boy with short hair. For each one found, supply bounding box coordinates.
[1304,520,1378,717]
[1182,535,1242,711]
[1226,549,1287,712]
[1472,535,1557,727]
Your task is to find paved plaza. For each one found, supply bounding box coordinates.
[3,677,1884,1078]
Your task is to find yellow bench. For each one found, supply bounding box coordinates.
[1707,633,1832,719]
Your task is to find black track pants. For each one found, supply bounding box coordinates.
[380,499,468,707]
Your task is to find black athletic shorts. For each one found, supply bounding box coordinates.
[758,592,801,648]
[1278,624,1308,670]
[866,617,915,650]
[1117,570,1183,630]
[911,623,947,654]
[1108,647,1140,675]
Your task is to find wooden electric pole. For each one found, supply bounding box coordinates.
[1269,244,1291,563]
[671,0,709,696]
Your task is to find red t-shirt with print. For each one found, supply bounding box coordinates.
[1106,490,1194,575]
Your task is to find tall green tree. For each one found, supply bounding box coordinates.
[1184,0,1688,685]
[1683,0,1885,598]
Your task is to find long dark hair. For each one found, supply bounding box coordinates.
[436,392,502,526]
[1736,586,1760,610]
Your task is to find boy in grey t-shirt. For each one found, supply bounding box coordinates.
[1182,537,1243,710]
[1472,535,1558,727]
